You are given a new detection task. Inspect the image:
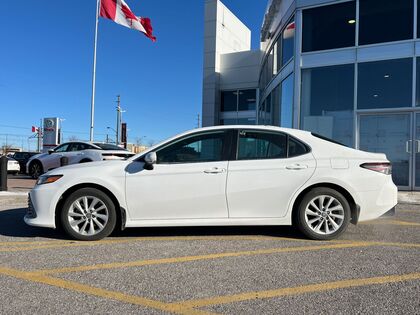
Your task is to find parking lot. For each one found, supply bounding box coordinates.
[0,196,419,314]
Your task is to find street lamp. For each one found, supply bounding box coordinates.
[107,127,117,144]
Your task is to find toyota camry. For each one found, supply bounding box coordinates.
[25,126,398,241]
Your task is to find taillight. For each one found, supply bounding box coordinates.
[360,163,392,175]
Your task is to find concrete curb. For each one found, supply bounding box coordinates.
[398,192,420,205]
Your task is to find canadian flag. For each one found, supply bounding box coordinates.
[100,0,156,42]
[31,126,39,133]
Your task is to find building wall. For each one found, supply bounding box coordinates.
[202,0,252,127]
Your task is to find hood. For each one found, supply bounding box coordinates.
[46,160,129,176]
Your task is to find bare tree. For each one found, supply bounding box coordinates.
[68,135,79,142]
[147,139,155,147]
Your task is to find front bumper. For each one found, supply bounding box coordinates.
[24,186,58,229]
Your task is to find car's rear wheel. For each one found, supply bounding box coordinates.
[60,188,116,241]
[29,161,43,179]
[295,187,350,240]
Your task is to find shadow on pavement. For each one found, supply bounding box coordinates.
[0,207,305,241]
[0,208,65,239]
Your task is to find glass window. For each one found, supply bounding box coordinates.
[267,48,274,82]
[280,74,294,128]
[54,144,70,152]
[238,90,256,111]
[220,118,237,125]
[301,64,354,147]
[157,132,226,164]
[358,58,412,109]
[238,130,287,160]
[237,118,256,125]
[221,91,237,112]
[359,0,413,46]
[282,19,295,66]
[302,1,356,52]
[288,137,309,157]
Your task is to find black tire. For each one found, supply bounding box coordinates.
[295,187,351,240]
[29,161,43,179]
[60,188,117,241]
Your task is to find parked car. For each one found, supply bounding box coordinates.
[10,151,39,174]
[26,142,134,178]
[7,157,20,175]
[25,126,398,241]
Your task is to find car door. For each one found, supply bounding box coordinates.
[42,143,71,171]
[227,129,316,218]
[65,143,92,164]
[125,130,232,220]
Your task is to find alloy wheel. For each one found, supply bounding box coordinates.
[304,195,345,235]
[67,196,109,236]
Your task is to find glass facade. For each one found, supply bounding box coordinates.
[254,0,420,190]
[301,64,354,147]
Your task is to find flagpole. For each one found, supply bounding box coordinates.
[90,0,100,142]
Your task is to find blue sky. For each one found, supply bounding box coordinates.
[0,0,266,148]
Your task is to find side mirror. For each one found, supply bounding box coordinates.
[143,152,157,170]
[48,149,54,155]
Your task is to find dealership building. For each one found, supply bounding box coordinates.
[202,0,420,191]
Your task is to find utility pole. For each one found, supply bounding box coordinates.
[116,95,121,146]
[37,119,42,152]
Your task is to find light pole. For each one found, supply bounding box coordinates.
[59,118,66,143]
[107,127,117,144]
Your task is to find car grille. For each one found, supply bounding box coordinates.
[26,194,37,219]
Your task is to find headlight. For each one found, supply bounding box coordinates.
[36,175,63,185]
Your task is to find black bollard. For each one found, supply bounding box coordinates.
[0,156,8,191]
[60,156,69,167]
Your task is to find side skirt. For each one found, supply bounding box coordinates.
[124,217,292,228]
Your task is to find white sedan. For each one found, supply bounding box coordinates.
[25,126,398,241]
[7,157,20,175]
[26,142,134,178]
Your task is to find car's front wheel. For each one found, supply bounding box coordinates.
[29,161,43,179]
[60,188,117,241]
[295,187,350,240]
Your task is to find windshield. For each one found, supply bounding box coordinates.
[93,143,127,151]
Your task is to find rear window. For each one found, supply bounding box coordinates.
[311,133,347,147]
[93,143,127,151]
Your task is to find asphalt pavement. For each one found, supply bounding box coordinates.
[0,199,419,315]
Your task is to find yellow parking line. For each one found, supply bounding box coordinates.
[172,272,420,310]
[35,242,373,275]
[0,267,214,315]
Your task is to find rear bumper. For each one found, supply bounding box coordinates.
[357,177,398,222]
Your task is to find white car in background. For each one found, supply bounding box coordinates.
[7,157,20,175]
[26,142,134,178]
[25,126,398,241]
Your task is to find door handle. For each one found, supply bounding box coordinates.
[416,140,420,153]
[204,167,226,174]
[406,140,412,153]
[286,164,308,170]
